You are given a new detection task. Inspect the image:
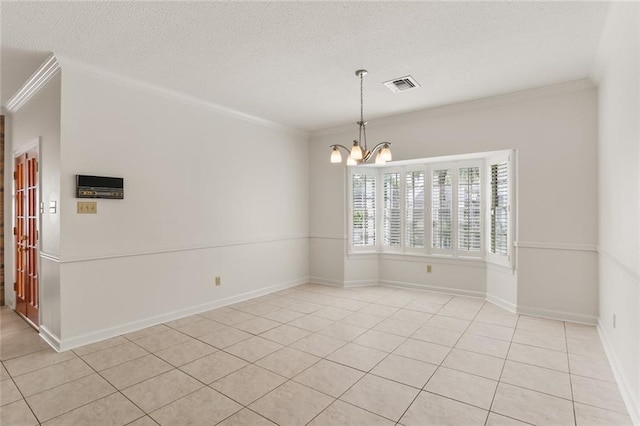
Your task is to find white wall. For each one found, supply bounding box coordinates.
[5,73,62,338]
[593,2,640,422]
[309,81,599,321]
[55,65,309,348]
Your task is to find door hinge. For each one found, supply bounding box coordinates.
[13,282,17,291]
[13,171,17,180]
[36,230,39,240]
[13,227,16,235]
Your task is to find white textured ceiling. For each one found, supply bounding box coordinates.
[1,1,609,131]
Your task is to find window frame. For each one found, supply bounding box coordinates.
[346,150,513,267]
[403,165,427,255]
[348,167,378,252]
[485,153,514,268]
[427,160,484,258]
[380,167,404,253]
[455,161,484,258]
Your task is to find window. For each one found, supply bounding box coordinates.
[431,169,452,250]
[351,172,376,247]
[348,150,513,265]
[383,172,401,247]
[489,161,509,257]
[458,167,481,252]
[405,171,425,248]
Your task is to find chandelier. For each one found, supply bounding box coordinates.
[330,69,392,165]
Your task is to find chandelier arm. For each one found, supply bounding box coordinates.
[370,142,391,153]
[331,144,352,154]
[361,142,391,163]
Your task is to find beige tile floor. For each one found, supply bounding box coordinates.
[0,283,634,425]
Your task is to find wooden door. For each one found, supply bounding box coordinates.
[14,151,39,326]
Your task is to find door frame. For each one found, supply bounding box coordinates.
[12,137,41,326]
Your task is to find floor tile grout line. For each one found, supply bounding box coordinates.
[70,341,218,425]
[100,350,210,423]
[10,358,96,400]
[503,347,572,372]
[484,306,520,425]
[415,296,494,415]
[564,320,578,426]
[2,350,78,379]
[70,336,132,358]
[39,388,124,424]
[212,406,279,426]
[247,289,434,424]
[565,400,635,416]
[91,322,231,375]
[123,414,160,426]
[83,343,150,373]
[1,345,52,363]
[301,300,415,425]
[42,350,153,424]
[387,293,484,423]
[2,367,42,425]
[11,354,115,399]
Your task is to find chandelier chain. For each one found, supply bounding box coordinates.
[359,70,367,151]
[360,70,364,124]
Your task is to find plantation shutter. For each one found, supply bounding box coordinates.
[383,172,401,247]
[405,171,425,248]
[458,167,481,252]
[352,173,376,246]
[490,162,509,256]
[432,169,452,250]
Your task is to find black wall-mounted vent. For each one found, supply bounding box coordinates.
[76,175,124,199]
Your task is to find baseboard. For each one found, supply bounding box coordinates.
[308,276,345,287]
[343,279,379,288]
[378,280,485,299]
[39,325,61,352]
[597,321,640,425]
[485,293,518,314]
[516,304,597,325]
[308,277,379,288]
[57,276,309,352]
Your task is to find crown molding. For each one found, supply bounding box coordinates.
[55,55,308,138]
[5,54,60,114]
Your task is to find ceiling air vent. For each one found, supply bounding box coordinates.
[383,75,420,93]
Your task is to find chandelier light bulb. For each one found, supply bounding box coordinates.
[347,155,357,166]
[330,146,342,163]
[351,141,363,160]
[380,144,392,161]
[375,151,386,165]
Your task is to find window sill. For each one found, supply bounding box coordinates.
[347,250,489,268]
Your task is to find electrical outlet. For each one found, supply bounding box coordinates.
[426,264,432,273]
[215,276,221,286]
[77,201,97,214]
[613,314,616,328]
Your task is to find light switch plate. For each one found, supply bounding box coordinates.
[77,201,97,214]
